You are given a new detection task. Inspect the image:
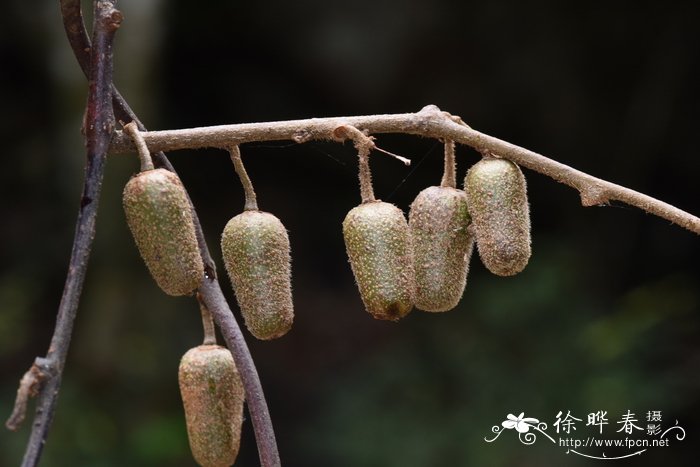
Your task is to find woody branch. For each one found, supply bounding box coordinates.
[5,3,121,467]
[109,105,700,236]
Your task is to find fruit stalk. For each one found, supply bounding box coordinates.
[123,121,154,171]
[334,125,377,203]
[197,292,217,346]
[440,139,457,189]
[230,146,258,211]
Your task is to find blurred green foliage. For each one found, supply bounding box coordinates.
[1,0,699,466]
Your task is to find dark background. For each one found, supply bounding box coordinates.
[1,1,699,466]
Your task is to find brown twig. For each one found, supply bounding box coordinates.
[7,3,121,466]
[53,2,282,466]
[109,105,700,235]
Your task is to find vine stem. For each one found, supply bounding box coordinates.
[21,2,282,467]
[5,3,121,467]
[109,105,700,235]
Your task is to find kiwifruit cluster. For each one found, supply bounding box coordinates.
[123,168,204,296]
[408,186,474,312]
[464,158,531,276]
[343,149,531,318]
[221,210,294,340]
[343,201,415,321]
[179,345,244,467]
[122,134,528,329]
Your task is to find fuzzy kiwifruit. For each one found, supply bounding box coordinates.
[464,158,531,276]
[179,345,244,467]
[409,186,474,311]
[343,201,415,320]
[123,168,204,296]
[221,211,293,340]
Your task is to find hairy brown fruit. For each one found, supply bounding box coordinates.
[221,211,293,340]
[342,201,415,320]
[409,186,474,311]
[123,168,204,296]
[464,158,531,276]
[179,345,244,467]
